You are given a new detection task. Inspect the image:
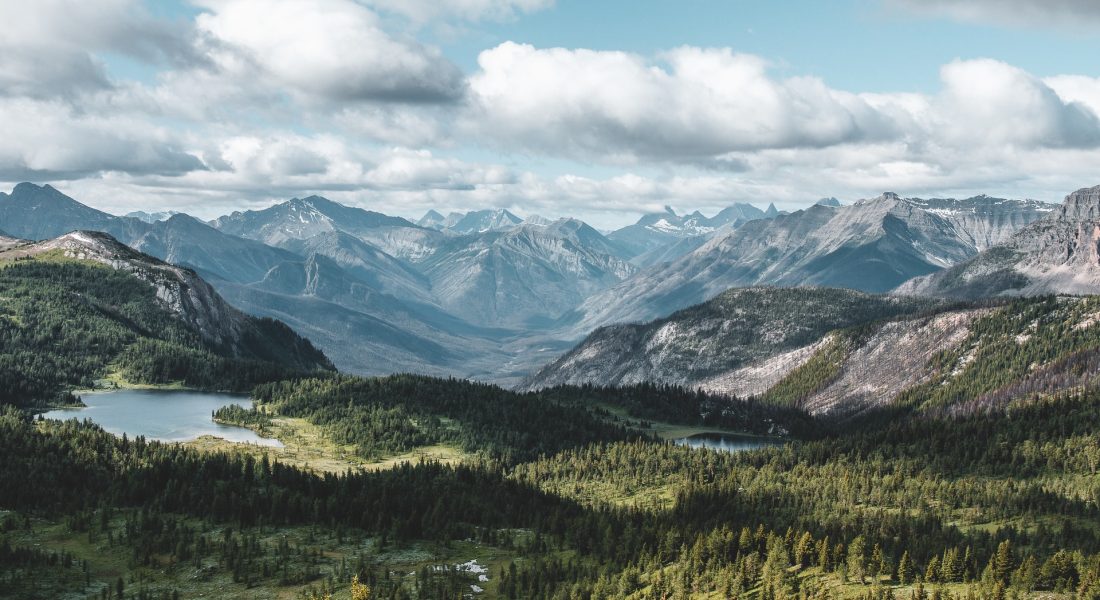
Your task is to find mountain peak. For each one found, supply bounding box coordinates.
[8,182,69,203]
[663,205,677,216]
[816,197,842,207]
[764,203,779,217]
[1059,184,1100,221]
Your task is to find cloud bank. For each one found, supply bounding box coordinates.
[3,0,1100,227]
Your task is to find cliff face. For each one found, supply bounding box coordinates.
[898,185,1100,298]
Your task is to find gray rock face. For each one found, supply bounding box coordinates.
[131,214,303,285]
[567,193,1053,335]
[607,203,767,259]
[418,219,638,327]
[125,210,180,223]
[897,185,1100,298]
[0,183,148,242]
[277,231,434,304]
[524,287,933,391]
[446,209,524,234]
[212,195,441,261]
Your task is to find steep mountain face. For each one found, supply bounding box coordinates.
[0,231,332,371]
[212,196,442,261]
[528,286,1100,419]
[419,219,637,327]
[0,184,299,286]
[0,183,148,241]
[130,214,303,285]
[607,203,766,258]
[278,231,434,303]
[905,195,1055,251]
[898,186,1100,298]
[447,209,523,234]
[567,193,1052,334]
[416,209,449,230]
[524,288,934,390]
[125,210,180,223]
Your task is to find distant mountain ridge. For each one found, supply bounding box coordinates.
[564,192,1056,335]
[607,203,768,259]
[0,182,1067,385]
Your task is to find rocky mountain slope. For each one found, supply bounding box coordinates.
[0,231,333,372]
[898,185,1100,298]
[418,219,637,327]
[524,287,936,390]
[565,192,1055,335]
[528,287,1100,419]
[446,209,524,234]
[213,195,442,261]
[607,203,766,259]
[125,210,180,223]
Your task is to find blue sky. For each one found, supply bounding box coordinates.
[5,0,1100,228]
[434,0,1100,91]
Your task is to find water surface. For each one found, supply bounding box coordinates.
[43,389,282,447]
[674,432,785,453]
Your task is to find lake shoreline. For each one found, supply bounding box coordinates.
[41,389,282,448]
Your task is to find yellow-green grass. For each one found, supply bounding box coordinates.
[191,416,473,475]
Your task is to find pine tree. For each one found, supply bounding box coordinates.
[898,551,915,585]
[925,555,941,584]
[848,536,867,585]
[993,541,1015,585]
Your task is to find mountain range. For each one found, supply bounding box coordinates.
[561,192,1055,335]
[3,181,1091,385]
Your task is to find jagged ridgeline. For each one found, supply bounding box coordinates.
[0,231,333,406]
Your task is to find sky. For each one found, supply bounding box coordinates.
[3,0,1100,229]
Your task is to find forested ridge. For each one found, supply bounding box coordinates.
[0,259,332,407]
[220,375,815,464]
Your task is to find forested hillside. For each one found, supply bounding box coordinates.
[0,243,332,407]
[217,375,815,464]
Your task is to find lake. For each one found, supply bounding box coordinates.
[42,389,283,447]
[674,432,785,453]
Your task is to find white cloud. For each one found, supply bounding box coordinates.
[194,0,466,103]
[0,0,196,98]
[465,45,1100,174]
[934,59,1100,148]
[1045,75,1100,122]
[890,0,1100,27]
[0,97,204,180]
[467,43,896,162]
